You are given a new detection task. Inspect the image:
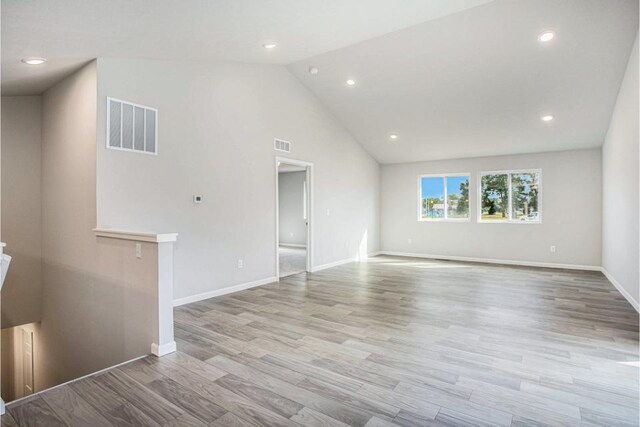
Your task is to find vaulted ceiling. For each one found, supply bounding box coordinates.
[1,0,493,95]
[288,0,639,162]
[2,0,638,163]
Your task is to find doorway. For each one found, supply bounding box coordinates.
[276,157,312,278]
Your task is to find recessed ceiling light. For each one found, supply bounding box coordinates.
[308,67,319,75]
[21,57,46,65]
[541,114,555,122]
[262,42,277,49]
[346,79,356,86]
[389,134,398,140]
[538,31,555,43]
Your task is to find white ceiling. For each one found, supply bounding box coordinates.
[2,0,637,164]
[1,0,494,95]
[288,0,639,163]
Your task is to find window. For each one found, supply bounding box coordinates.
[479,170,541,223]
[107,97,158,155]
[419,174,470,221]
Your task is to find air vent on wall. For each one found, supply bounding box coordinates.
[107,97,158,155]
[274,138,291,153]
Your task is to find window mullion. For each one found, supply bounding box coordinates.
[507,173,512,221]
[443,176,447,220]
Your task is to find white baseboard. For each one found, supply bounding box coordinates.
[311,252,382,273]
[279,243,307,248]
[311,257,358,272]
[601,268,639,313]
[379,251,602,271]
[151,341,177,357]
[5,354,148,409]
[173,276,277,307]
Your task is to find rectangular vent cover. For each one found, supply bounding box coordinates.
[274,138,291,153]
[107,97,158,155]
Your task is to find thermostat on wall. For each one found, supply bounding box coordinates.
[193,195,203,204]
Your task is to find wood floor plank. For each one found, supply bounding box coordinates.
[40,385,113,427]
[290,407,353,427]
[94,369,183,425]
[215,373,304,418]
[0,412,19,427]
[144,376,227,422]
[148,354,299,427]
[7,397,67,427]
[5,256,638,427]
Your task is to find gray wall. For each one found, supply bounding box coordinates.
[95,58,381,301]
[381,149,602,267]
[36,62,158,391]
[1,96,43,328]
[279,171,307,246]
[602,33,639,306]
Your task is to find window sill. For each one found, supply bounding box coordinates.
[418,218,470,223]
[477,220,542,225]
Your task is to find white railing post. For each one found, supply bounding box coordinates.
[0,242,10,415]
[151,240,177,357]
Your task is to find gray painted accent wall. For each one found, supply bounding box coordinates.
[602,33,639,307]
[95,58,381,301]
[279,171,307,246]
[381,149,602,267]
[1,96,43,329]
[35,62,158,393]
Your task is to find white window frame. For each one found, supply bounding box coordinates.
[477,169,542,224]
[106,97,158,156]
[417,173,471,222]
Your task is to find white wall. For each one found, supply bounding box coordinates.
[279,171,307,246]
[381,149,602,267]
[1,97,43,328]
[602,34,639,309]
[95,58,380,301]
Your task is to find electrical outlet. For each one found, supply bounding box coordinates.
[550,245,556,253]
[193,195,203,204]
[326,208,331,216]
[408,238,412,244]
[135,243,142,259]
[237,259,244,269]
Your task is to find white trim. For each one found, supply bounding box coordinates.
[601,268,639,312]
[311,257,358,272]
[1,399,4,415]
[276,157,314,279]
[477,169,542,224]
[173,276,277,307]
[310,251,381,272]
[5,354,148,409]
[93,228,178,243]
[151,341,177,357]
[279,243,307,248]
[418,173,471,222]
[379,251,601,271]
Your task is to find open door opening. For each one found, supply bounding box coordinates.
[276,158,312,279]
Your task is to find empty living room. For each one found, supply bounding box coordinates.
[0,0,638,426]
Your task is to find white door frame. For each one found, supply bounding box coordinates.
[275,157,314,279]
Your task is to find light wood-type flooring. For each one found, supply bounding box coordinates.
[3,256,638,426]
